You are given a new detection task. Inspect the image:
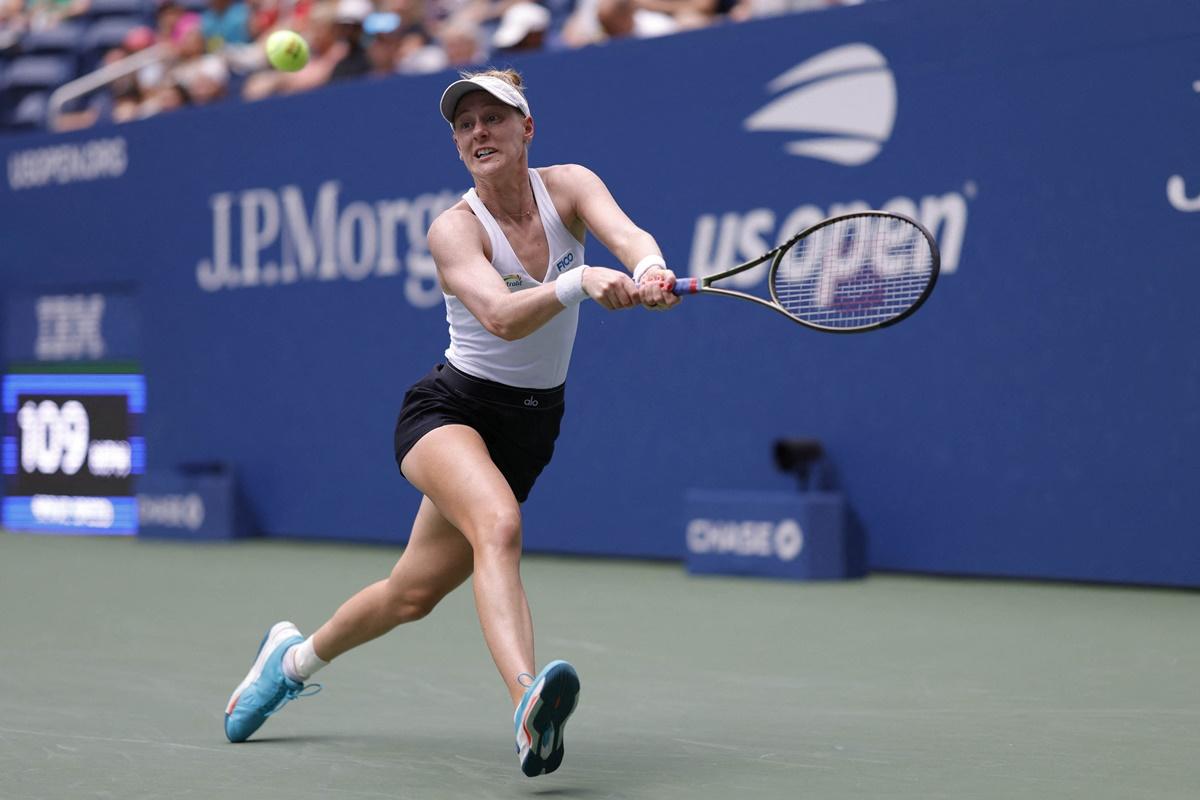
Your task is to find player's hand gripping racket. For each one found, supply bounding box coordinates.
[670,211,940,332]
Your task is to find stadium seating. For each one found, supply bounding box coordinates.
[0,1,871,135]
[84,0,153,20]
[20,23,87,58]
[1,55,76,127]
[81,16,150,70]
[9,91,50,129]
[3,54,76,92]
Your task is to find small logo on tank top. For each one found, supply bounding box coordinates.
[503,273,523,289]
[524,396,539,407]
[553,252,575,273]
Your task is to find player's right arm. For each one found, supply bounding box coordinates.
[428,209,639,341]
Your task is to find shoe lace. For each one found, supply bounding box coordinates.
[264,682,323,719]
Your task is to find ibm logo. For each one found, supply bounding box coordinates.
[36,294,106,360]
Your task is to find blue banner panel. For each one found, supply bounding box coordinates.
[1,0,1198,585]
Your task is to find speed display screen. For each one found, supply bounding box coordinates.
[3,373,145,534]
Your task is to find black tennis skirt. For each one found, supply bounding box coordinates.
[393,363,565,503]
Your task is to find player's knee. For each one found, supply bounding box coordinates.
[385,584,443,624]
[473,507,523,558]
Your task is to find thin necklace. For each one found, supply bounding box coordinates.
[504,206,535,221]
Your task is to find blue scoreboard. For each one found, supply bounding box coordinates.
[3,287,144,534]
[3,371,145,534]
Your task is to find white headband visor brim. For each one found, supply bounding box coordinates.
[440,76,531,124]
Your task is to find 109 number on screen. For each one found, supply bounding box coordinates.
[16,399,131,477]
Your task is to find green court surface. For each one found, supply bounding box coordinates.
[1,532,1196,800]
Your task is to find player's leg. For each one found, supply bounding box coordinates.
[400,423,534,707]
[306,496,474,661]
[401,423,579,777]
[225,494,474,743]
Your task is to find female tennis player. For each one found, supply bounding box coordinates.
[222,68,679,777]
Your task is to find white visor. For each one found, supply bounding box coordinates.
[440,75,531,125]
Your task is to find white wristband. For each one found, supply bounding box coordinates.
[633,255,667,284]
[555,265,589,307]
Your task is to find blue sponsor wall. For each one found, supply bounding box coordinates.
[2,0,1198,586]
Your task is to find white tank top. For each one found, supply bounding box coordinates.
[444,169,586,389]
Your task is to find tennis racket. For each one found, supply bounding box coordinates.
[670,211,940,332]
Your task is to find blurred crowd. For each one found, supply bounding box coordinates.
[0,0,867,131]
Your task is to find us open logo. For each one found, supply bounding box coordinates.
[744,43,897,167]
[1166,79,1200,212]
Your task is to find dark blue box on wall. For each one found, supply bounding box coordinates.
[684,490,865,580]
[137,464,255,540]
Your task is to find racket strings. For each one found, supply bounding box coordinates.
[772,215,935,330]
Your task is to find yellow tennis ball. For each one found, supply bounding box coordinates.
[266,30,309,72]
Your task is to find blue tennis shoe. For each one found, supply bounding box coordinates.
[514,660,580,777]
[224,621,320,743]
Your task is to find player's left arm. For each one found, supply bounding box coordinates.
[550,164,680,310]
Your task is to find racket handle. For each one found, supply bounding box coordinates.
[671,277,700,295]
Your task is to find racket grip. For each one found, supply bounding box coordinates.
[672,277,700,295]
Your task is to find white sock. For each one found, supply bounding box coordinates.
[283,637,328,683]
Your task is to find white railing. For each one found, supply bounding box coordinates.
[47,43,170,131]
